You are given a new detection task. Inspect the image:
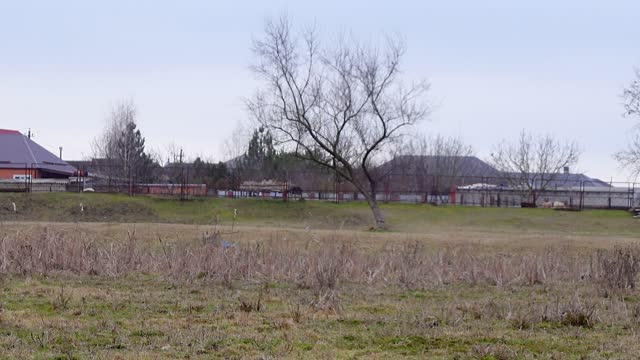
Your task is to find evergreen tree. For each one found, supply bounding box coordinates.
[243,127,278,178]
[192,157,231,189]
[93,101,159,188]
[115,120,157,183]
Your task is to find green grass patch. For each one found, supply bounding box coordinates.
[1,193,638,235]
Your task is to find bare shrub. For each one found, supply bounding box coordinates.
[523,255,546,285]
[593,246,640,291]
[52,286,71,311]
[507,302,542,330]
[309,244,352,312]
[479,299,504,321]
[396,241,426,288]
[29,331,50,350]
[560,295,596,328]
[287,303,305,324]
[238,293,262,313]
[313,244,349,291]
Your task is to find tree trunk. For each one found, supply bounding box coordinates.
[364,193,386,230]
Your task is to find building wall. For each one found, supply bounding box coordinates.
[455,188,639,209]
[0,168,41,179]
[0,179,68,192]
[136,184,208,196]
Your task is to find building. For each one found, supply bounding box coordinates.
[0,129,75,181]
[373,155,628,207]
[374,155,501,203]
[455,183,638,209]
[453,167,631,209]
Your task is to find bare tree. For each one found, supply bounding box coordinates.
[222,121,252,165]
[161,142,187,185]
[623,68,640,117]
[247,16,430,229]
[92,100,157,192]
[163,142,183,166]
[615,69,640,179]
[614,134,640,180]
[490,130,581,205]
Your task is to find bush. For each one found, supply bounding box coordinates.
[594,246,640,291]
[561,298,595,328]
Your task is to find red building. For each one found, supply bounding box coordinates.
[0,129,76,179]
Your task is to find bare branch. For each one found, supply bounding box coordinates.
[614,131,640,181]
[616,69,640,180]
[247,16,430,228]
[623,68,640,118]
[491,130,581,204]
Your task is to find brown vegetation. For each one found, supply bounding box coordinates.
[0,226,637,292]
[1,224,640,358]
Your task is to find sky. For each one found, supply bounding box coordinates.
[1,0,639,181]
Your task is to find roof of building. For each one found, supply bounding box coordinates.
[0,129,76,176]
[378,155,610,188]
[378,155,501,178]
[503,172,611,188]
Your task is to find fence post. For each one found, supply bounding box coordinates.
[29,163,34,193]
[580,181,584,210]
[283,181,288,202]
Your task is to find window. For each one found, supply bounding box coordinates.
[12,174,32,180]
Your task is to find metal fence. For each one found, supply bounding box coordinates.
[3,163,639,210]
[453,180,638,210]
[209,171,640,210]
[68,163,210,200]
[0,162,66,193]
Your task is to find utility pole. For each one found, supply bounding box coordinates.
[179,148,185,200]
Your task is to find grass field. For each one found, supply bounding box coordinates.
[1,193,640,359]
[1,192,639,235]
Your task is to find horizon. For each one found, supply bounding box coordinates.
[2,0,640,181]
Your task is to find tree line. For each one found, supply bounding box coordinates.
[89,15,640,229]
[90,105,330,192]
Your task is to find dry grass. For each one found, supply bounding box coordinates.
[0,224,620,288]
[2,219,637,251]
[0,222,640,358]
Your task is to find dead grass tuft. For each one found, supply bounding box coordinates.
[561,296,596,328]
[238,294,262,313]
[593,246,640,292]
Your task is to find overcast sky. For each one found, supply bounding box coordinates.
[1,0,639,181]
